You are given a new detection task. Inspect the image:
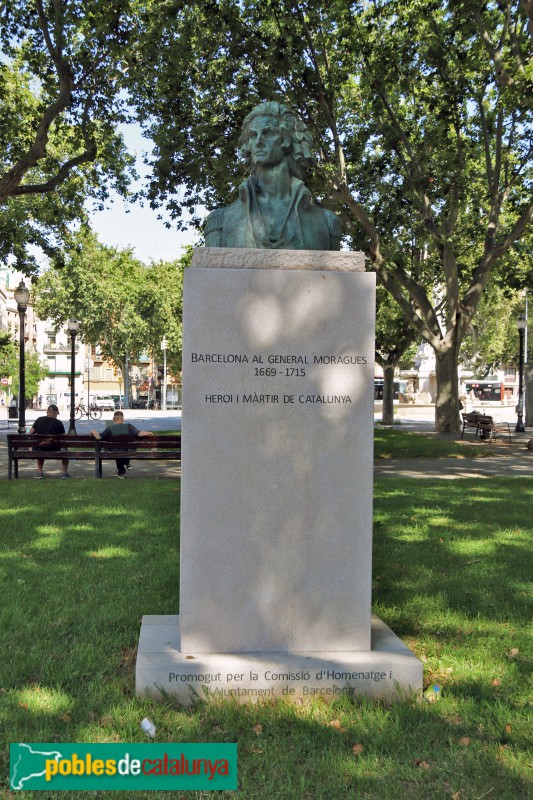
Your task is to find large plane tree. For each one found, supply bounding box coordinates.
[128,0,532,431]
[0,0,137,272]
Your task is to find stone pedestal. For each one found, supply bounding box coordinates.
[136,248,423,702]
[136,614,422,706]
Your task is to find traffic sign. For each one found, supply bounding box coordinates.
[1,377,9,386]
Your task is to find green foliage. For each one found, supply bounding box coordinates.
[11,350,49,399]
[33,227,185,377]
[461,287,527,375]
[375,286,419,368]
[0,1,137,272]
[127,0,532,430]
[0,330,17,382]
[0,331,48,398]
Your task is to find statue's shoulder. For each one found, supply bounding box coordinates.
[317,206,342,249]
[205,199,244,231]
[205,207,226,235]
[323,207,342,240]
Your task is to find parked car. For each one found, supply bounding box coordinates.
[89,394,116,411]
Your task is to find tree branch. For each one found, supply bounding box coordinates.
[295,3,347,184]
[471,6,513,86]
[0,0,75,203]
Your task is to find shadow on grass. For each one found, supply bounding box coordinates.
[373,479,531,628]
[0,480,531,798]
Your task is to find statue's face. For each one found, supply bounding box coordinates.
[247,115,287,168]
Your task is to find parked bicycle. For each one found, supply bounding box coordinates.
[75,402,102,420]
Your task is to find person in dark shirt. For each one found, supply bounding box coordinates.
[30,404,70,479]
[91,411,153,478]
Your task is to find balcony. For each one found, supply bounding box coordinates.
[43,342,80,354]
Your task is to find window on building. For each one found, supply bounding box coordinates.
[504,366,517,379]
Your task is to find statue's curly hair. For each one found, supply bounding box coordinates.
[238,101,314,180]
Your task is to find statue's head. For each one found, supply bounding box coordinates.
[238,101,314,180]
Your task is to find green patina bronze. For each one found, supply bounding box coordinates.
[205,102,341,251]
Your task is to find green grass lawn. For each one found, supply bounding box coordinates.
[0,479,531,799]
[374,428,492,459]
[159,427,490,459]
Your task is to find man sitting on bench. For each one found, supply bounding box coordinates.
[91,411,153,478]
[30,404,70,480]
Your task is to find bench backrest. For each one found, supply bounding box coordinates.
[476,415,494,428]
[96,434,181,452]
[462,412,481,424]
[8,434,97,450]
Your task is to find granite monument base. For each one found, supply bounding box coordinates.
[136,614,423,705]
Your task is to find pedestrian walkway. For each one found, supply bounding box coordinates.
[374,453,532,479]
[374,421,532,478]
[0,412,530,480]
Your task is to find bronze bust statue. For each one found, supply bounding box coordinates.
[205,102,341,250]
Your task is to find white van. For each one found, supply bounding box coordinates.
[89,394,116,410]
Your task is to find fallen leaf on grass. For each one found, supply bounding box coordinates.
[413,759,429,769]
[509,648,519,658]
[250,746,263,754]
[59,713,71,723]
[459,737,470,746]
[254,723,263,736]
[491,679,501,686]
[330,719,345,732]
[352,743,364,755]
[18,703,29,710]
[505,724,512,734]
[452,793,461,800]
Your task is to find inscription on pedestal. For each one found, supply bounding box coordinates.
[136,615,423,705]
[180,264,376,653]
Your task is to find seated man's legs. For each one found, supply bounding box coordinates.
[35,457,71,478]
[115,458,129,477]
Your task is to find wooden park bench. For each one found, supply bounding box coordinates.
[7,434,97,479]
[460,412,512,444]
[94,434,181,477]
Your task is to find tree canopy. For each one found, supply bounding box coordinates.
[128,0,532,430]
[0,330,49,399]
[0,0,138,272]
[33,227,186,379]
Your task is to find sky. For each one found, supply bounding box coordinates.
[90,124,202,263]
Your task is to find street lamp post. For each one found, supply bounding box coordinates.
[14,281,30,434]
[67,319,79,434]
[515,313,526,433]
[161,336,168,411]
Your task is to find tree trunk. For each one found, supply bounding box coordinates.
[434,347,460,433]
[381,363,395,425]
